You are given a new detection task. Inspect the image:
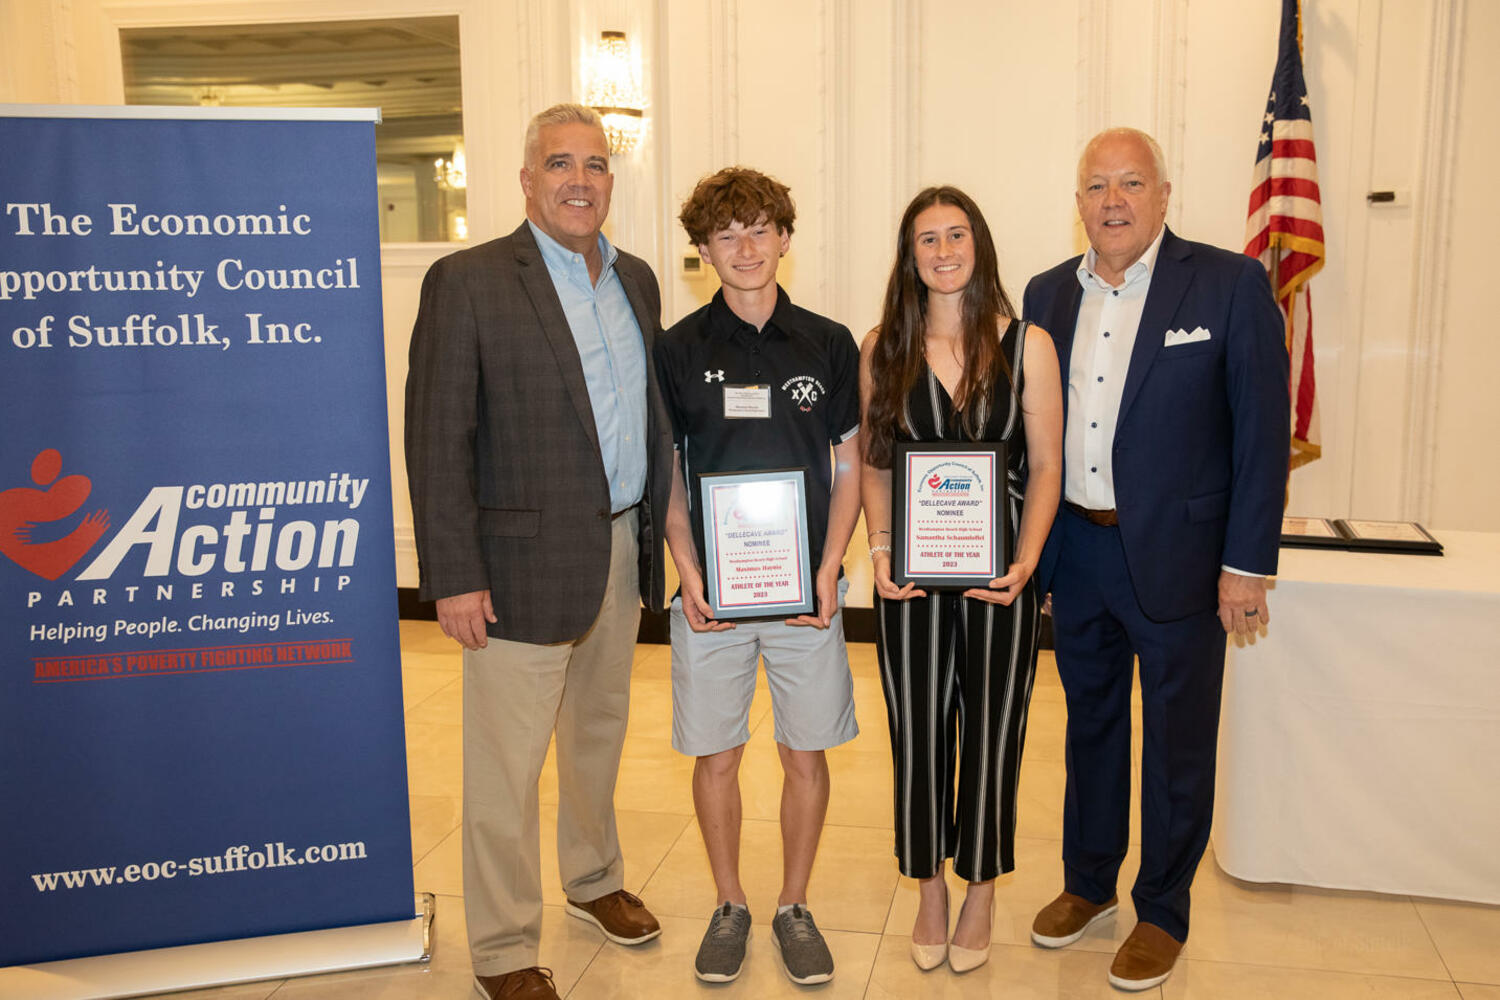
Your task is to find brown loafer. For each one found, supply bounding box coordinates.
[1108,922,1183,991]
[565,889,662,945]
[1031,890,1119,948]
[474,966,559,1000]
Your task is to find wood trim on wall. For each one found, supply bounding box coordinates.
[1152,0,1189,230]
[516,0,545,126]
[54,0,80,101]
[890,0,918,223]
[393,591,1054,649]
[708,0,738,169]
[651,0,676,317]
[820,0,851,321]
[1403,0,1465,522]
[1076,0,1110,148]
[1328,0,1382,520]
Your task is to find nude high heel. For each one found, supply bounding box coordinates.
[947,891,994,973]
[909,878,949,971]
[910,938,948,971]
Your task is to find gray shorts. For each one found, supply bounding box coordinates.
[669,577,859,756]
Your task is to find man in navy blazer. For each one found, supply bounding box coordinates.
[1022,128,1288,991]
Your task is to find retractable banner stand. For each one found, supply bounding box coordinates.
[0,107,417,987]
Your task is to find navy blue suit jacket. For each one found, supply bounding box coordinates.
[1022,228,1289,623]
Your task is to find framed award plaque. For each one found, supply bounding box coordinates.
[892,442,1006,589]
[1279,515,1348,549]
[698,468,816,620]
[1334,519,1443,555]
[1278,515,1443,555]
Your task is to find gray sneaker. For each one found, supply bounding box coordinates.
[695,902,751,983]
[771,904,834,985]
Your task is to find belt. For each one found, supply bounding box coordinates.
[610,503,640,521]
[1064,500,1119,527]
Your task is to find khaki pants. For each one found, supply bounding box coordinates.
[462,509,640,976]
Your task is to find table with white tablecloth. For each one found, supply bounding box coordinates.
[1213,529,1500,903]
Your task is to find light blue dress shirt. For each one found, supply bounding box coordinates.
[528,220,648,512]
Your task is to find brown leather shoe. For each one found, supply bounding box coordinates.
[1108,922,1183,991]
[474,966,559,1000]
[565,889,662,945]
[1031,890,1119,948]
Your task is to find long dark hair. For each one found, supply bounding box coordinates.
[864,186,1016,469]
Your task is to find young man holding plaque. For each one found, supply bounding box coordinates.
[654,167,862,986]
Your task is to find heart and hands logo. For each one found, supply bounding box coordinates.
[0,449,111,581]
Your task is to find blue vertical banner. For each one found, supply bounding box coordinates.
[0,108,413,967]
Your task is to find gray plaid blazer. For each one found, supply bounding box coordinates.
[404,221,672,644]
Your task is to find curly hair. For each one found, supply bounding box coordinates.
[864,186,1016,469]
[678,166,796,245]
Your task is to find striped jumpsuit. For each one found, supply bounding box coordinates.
[876,318,1040,881]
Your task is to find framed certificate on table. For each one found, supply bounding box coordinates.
[1334,518,1444,555]
[1280,515,1348,549]
[699,468,816,620]
[892,442,1006,589]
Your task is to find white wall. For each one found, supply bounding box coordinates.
[4,0,1494,603]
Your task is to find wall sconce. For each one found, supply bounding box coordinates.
[584,30,645,155]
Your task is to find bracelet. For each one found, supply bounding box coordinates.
[869,545,892,556]
[868,529,891,538]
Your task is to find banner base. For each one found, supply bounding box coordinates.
[0,892,435,999]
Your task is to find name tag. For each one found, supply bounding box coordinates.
[724,384,771,419]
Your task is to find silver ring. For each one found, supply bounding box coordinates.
[1244,609,1258,617]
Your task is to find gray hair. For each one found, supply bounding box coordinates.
[1077,127,1168,190]
[523,103,606,168]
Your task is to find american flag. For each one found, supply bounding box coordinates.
[1245,0,1325,470]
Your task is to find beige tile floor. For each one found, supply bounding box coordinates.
[159,620,1495,999]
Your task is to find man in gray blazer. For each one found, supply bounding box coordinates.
[405,103,673,1000]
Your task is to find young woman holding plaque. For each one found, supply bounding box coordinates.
[859,186,1062,973]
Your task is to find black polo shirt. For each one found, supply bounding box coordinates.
[655,286,861,572]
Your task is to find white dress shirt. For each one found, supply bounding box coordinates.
[1065,226,1258,579]
[1065,226,1166,509]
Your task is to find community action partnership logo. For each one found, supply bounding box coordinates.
[3,448,369,645]
[0,448,110,581]
[924,469,978,496]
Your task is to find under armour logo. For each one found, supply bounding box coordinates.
[704,370,725,382]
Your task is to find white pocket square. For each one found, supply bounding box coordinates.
[1164,326,1211,347]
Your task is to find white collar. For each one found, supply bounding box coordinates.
[1076,224,1167,291]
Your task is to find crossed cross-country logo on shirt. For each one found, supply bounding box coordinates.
[782,375,825,412]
